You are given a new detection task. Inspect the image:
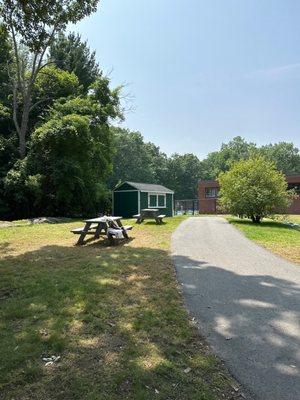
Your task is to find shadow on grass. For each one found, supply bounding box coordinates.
[0,243,225,400]
[230,218,300,231]
[135,221,167,226]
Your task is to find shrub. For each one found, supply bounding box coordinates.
[218,156,295,223]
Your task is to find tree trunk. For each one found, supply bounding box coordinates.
[18,92,32,158]
[251,215,261,223]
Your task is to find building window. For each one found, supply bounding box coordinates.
[148,193,166,208]
[205,187,219,198]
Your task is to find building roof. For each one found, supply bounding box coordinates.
[116,181,174,193]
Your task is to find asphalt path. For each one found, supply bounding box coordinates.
[171,217,300,400]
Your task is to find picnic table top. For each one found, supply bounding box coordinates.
[85,216,122,223]
[141,208,158,212]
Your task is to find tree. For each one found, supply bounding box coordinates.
[0,0,99,158]
[0,24,12,105]
[109,128,156,187]
[200,136,258,179]
[218,157,294,223]
[29,66,80,129]
[49,32,100,91]
[165,153,202,199]
[259,142,300,175]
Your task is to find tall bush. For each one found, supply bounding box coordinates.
[218,157,294,223]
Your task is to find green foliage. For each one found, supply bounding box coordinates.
[259,142,300,175]
[50,32,100,91]
[90,77,123,122]
[200,137,300,180]
[30,66,80,126]
[26,113,112,216]
[3,160,43,218]
[109,128,159,187]
[0,24,12,105]
[34,66,80,105]
[110,128,202,199]
[166,153,202,199]
[0,25,122,219]
[218,157,294,223]
[0,0,99,52]
[200,136,257,179]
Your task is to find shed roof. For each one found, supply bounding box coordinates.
[115,181,174,193]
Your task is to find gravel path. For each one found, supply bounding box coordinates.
[172,217,300,400]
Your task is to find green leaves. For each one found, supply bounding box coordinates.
[0,1,100,52]
[49,32,100,92]
[218,157,294,222]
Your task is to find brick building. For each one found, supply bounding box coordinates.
[198,174,300,214]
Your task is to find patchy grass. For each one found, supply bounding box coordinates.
[228,217,300,264]
[0,217,243,400]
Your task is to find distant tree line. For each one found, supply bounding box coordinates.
[0,1,299,219]
[110,130,300,201]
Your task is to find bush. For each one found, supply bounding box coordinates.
[25,113,112,216]
[218,156,295,223]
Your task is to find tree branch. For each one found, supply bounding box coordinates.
[29,97,52,112]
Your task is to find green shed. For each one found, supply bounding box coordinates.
[112,181,174,218]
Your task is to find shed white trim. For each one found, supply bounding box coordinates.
[141,190,174,194]
[113,189,139,193]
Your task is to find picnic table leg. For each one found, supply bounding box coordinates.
[115,219,129,239]
[76,222,92,245]
[94,222,105,239]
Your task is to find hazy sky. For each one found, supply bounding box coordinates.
[73,0,300,159]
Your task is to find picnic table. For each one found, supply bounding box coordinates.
[71,216,132,245]
[134,209,166,224]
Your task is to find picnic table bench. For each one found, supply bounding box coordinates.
[133,209,166,225]
[71,216,132,245]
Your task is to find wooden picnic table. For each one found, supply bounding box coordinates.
[71,216,130,245]
[134,209,166,224]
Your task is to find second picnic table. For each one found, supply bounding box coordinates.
[71,216,131,245]
[134,209,166,224]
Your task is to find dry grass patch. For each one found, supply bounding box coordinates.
[0,217,246,400]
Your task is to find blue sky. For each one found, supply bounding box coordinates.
[74,0,300,159]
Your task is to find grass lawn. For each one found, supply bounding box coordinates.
[0,217,241,400]
[228,217,300,264]
[275,214,300,224]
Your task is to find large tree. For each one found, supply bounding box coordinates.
[218,157,294,223]
[165,153,202,199]
[200,136,257,180]
[109,127,157,187]
[49,32,100,91]
[0,0,99,158]
[259,142,300,175]
[5,95,114,218]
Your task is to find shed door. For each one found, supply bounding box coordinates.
[113,191,139,218]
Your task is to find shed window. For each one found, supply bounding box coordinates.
[205,187,219,198]
[148,193,166,208]
[149,194,157,207]
[158,194,165,206]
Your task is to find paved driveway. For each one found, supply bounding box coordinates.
[172,217,300,400]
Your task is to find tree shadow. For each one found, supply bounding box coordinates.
[231,219,300,232]
[173,254,300,399]
[0,244,240,400]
